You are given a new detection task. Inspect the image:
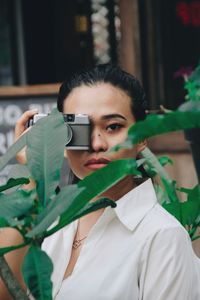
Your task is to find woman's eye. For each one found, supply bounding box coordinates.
[106,123,123,132]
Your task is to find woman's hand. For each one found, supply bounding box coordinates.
[14,109,38,164]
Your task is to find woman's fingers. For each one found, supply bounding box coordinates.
[14,109,38,164]
[14,109,38,141]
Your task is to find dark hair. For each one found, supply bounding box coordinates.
[57,64,148,184]
[57,64,147,121]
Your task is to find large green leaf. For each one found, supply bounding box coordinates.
[66,198,116,222]
[163,201,200,229]
[47,158,140,236]
[114,108,200,150]
[0,189,36,219]
[0,178,30,192]
[187,184,200,203]
[47,198,116,237]
[0,133,27,171]
[26,185,85,238]
[27,158,140,238]
[163,185,200,230]
[128,110,200,145]
[26,109,67,207]
[22,245,53,300]
[78,158,140,194]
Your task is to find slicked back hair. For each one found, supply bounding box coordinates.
[57,64,147,121]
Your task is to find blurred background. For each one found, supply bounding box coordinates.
[0,0,200,253]
[1,0,200,106]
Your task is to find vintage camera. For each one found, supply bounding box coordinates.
[28,113,48,126]
[28,113,90,150]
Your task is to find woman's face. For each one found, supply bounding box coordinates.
[63,82,141,180]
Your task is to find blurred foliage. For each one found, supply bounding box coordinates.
[184,60,200,101]
[0,62,200,298]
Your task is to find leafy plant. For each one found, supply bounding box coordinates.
[0,70,200,298]
[0,109,141,299]
[184,60,200,102]
[115,100,200,241]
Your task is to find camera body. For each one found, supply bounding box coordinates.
[29,113,90,150]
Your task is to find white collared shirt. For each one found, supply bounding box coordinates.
[42,179,200,300]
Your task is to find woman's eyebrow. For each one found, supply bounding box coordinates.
[100,114,127,121]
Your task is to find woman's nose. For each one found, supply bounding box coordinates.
[90,130,108,152]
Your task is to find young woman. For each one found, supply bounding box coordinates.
[1,64,200,299]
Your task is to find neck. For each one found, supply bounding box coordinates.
[78,176,137,236]
[100,175,137,201]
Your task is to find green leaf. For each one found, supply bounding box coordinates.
[22,245,53,300]
[68,198,116,220]
[140,148,179,203]
[153,184,169,205]
[176,187,192,194]
[142,164,157,177]
[163,201,200,228]
[158,156,173,167]
[142,155,173,177]
[0,178,30,192]
[47,158,140,236]
[78,158,140,193]
[26,109,67,207]
[0,242,27,256]
[49,198,116,237]
[113,108,200,151]
[184,62,200,101]
[192,234,200,242]
[161,178,179,203]
[26,185,85,238]
[4,218,25,228]
[0,134,27,172]
[27,158,140,238]
[187,185,200,203]
[163,184,200,230]
[0,218,8,228]
[0,189,36,219]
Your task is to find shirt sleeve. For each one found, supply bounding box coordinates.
[139,226,200,300]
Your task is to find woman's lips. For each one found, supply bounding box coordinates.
[84,158,111,170]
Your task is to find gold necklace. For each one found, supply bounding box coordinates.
[72,236,87,249]
[72,221,87,249]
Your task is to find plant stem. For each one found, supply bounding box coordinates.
[140,147,179,203]
[0,256,30,300]
[140,147,171,181]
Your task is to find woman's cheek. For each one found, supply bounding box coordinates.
[112,147,137,160]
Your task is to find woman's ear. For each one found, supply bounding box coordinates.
[136,139,147,154]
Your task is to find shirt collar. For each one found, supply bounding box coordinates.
[113,179,157,231]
